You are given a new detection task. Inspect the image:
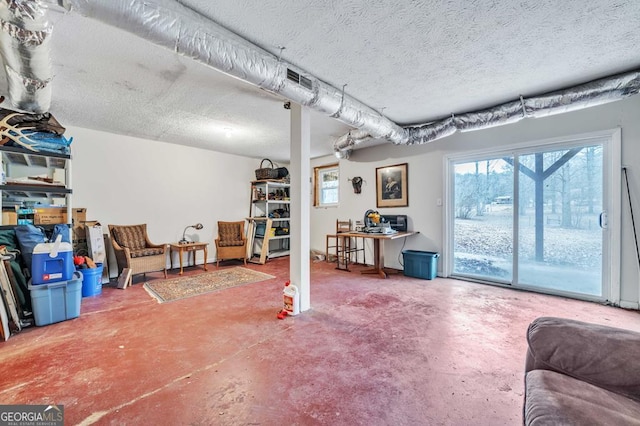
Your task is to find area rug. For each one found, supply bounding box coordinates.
[143,267,275,303]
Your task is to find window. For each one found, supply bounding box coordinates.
[314,163,339,207]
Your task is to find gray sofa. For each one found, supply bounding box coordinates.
[524,316,640,425]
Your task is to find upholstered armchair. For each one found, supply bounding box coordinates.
[215,221,247,267]
[108,224,167,278]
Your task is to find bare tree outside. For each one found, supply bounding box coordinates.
[453,143,603,296]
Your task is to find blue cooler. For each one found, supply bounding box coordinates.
[31,239,74,285]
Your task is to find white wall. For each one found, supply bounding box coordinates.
[68,126,257,272]
[311,95,640,308]
[64,95,640,307]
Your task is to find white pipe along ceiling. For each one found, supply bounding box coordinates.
[1,0,639,158]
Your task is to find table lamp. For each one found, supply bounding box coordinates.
[179,223,203,244]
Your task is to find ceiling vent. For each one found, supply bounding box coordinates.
[286,68,313,90]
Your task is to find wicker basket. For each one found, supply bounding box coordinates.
[255,159,279,180]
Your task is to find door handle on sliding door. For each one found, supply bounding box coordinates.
[599,211,608,229]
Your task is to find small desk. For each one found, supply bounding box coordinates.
[169,242,209,275]
[337,231,417,278]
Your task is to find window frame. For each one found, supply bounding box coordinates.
[313,163,339,207]
[443,128,621,304]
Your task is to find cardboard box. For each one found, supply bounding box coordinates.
[34,207,66,225]
[73,220,98,241]
[72,220,99,257]
[2,211,17,225]
[86,223,106,264]
[72,208,87,225]
[85,222,110,284]
[34,207,87,225]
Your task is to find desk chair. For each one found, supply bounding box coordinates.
[326,219,365,271]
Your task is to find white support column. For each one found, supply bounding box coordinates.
[289,102,311,312]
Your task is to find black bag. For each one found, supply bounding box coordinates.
[275,166,289,178]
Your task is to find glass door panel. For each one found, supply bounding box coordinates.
[516,145,603,296]
[453,158,514,282]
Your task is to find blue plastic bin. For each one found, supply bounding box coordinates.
[402,250,439,280]
[28,271,82,326]
[80,263,103,297]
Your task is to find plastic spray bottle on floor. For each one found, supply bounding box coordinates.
[282,280,300,316]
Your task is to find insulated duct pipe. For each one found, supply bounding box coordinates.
[6,1,640,157]
[334,68,640,156]
[52,0,405,149]
[0,0,53,113]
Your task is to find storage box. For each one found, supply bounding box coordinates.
[28,272,82,326]
[72,220,98,257]
[86,223,106,263]
[85,223,109,283]
[33,207,87,225]
[72,208,87,225]
[402,250,439,280]
[2,211,17,225]
[73,219,98,240]
[34,207,66,225]
[31,241,74,285]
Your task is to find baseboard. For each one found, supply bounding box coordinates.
[619,300,639,310]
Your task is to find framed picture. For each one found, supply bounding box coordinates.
[376,163,408,208]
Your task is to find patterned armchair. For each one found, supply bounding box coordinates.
[108,224,167,278]
[215,221,247,267]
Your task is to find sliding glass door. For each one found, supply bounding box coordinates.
[516,146,603,295]
[452,158,514,283]
[449,132,619,301]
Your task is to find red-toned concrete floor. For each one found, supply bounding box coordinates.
[1,258,639,425]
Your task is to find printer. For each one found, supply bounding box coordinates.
[380,214,408,232]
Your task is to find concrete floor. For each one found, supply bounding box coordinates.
[1,258,639,425]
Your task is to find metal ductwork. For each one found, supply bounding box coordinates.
[3,1,639,158]
[335,69,640,156]
[50,0,405,148]
[0,0,53,113]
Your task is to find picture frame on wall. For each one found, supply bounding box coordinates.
[376,163,408,208]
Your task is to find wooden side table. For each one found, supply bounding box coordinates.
[169,242,209,275]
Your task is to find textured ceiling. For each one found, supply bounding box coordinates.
[199,0,640,124]
[2,1,640,161]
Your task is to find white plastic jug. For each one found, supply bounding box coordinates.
[283,281,300,316]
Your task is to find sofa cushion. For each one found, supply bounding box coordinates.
[524,370,640,425]
[219,239,244,247]
[130,248,164,258]
[112,225,147,250]
[526,316,640,402]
